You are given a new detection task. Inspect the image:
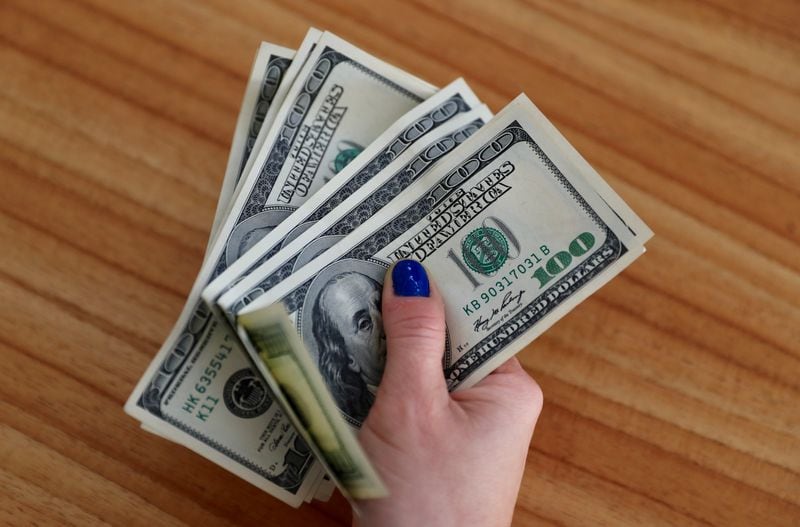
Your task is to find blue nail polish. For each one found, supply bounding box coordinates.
[392,260,430,297]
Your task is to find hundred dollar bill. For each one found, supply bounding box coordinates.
[223,29,324,225]
[125,32,436,506]
[127,31,326,505]
[136,33,320,450]
[203,78,483,306]
[215,31,436,272]
[235,95,651,427]
[139,39,303,445]
[238,304,387,500]
[210,42,295,242]
[217,106,493,323]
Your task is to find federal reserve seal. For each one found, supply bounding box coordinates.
[223,368,272,418]
[462,227,509,275]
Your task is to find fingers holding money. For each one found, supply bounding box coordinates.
[378,260,449,410]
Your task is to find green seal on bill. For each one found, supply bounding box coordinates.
[462,227,509,275]
[333,146,362,173]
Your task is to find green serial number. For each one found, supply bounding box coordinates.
[461,232,596,317]
[181,340,233,422]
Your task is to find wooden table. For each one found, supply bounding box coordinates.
[2,1,798,525]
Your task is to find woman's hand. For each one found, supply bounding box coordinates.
[354,260,543,527]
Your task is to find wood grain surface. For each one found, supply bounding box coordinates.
[1,0,798,525]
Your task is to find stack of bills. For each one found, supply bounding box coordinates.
[125,29,653,506]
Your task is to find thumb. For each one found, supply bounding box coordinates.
[379,260,448,404]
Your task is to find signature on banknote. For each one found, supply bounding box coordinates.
[472,289,526,333]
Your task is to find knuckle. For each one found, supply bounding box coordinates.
[388,313,446,340]
[385,299,446,342]
[385,296,442,319]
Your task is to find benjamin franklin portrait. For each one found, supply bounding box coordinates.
[225,209,293,266]
[302,260,388,425]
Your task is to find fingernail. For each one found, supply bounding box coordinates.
[392,260,430,297]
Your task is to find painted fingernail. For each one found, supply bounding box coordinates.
[392,260,430,297]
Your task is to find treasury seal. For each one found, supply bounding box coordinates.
[332,141,363,173]
[462,227,509,275]
[223,368,272,418]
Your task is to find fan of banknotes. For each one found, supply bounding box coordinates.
[125,28,653,507]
